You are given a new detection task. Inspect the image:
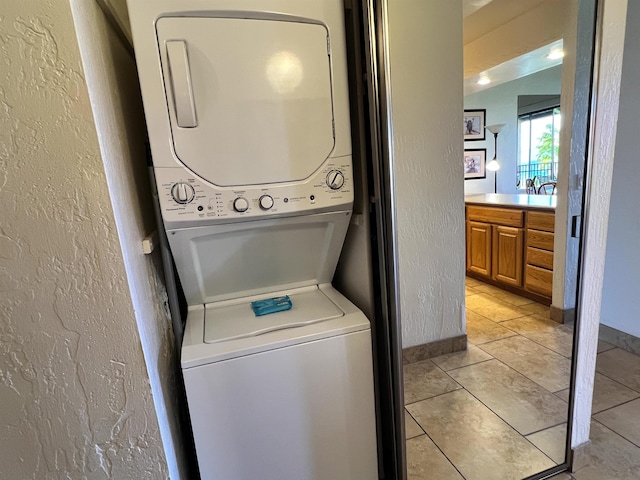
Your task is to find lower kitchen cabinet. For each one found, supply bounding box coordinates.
[492,225,524,287]
[524,211,555,298]
[467,221,492,277]
[465,203,554,304]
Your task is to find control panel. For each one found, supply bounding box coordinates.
[155,159,354,227]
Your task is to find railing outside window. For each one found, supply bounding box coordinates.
[518,107,560,189]
[516,162,559,188]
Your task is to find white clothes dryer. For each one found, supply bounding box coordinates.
[129,0,355,230]
[127,0,378,478]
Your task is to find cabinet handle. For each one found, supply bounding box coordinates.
[166,40,197,128]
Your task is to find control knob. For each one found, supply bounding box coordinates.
[170,182,195,204]
[233,197,249,212]
[326,170,345,190]
[259,195,274,210]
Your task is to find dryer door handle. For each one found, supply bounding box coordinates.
[166,40,198,128]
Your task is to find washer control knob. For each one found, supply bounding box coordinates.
[233,197,249,213]
[259,195,274,210]
[171,182,195,204]
[326,170,345,190]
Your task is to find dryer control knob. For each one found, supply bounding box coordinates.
[171,182,195,204]
[233,197,249,213]
[326,170,345,190]
[259,195,274,210]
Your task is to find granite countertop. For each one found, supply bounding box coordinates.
[465,194,556,210]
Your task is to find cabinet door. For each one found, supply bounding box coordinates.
[492,226,524,287]
[467,221,492,277]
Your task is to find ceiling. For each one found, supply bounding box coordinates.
[463,0,568,95]
[464,39,563,95]
[463,0,494,18]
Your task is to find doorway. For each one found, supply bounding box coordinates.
[359,0,600,479]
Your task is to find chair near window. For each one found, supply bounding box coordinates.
[525,178,537,194]
[537,182,557,195]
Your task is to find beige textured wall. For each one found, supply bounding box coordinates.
[69,0,191,477]
[571,0,627,447]
[388,0,466,348]
[552,0,580,312]
[0,1,168,478]
[600,0,640,338]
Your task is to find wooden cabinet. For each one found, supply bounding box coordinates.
[466,206,524,287]
[466,203,554,303]
[493,225,524,287]
[524,211,555,298]
[467,221,492,277]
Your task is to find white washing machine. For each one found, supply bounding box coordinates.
[176,214,377,479]
[127,0,378,478]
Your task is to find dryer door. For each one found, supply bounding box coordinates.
[156,17,335,187]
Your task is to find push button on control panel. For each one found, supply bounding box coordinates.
[233,197,249,212]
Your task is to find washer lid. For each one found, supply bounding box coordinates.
[156,16,335,186]
[204,287,343,344]
[167,211,352,305]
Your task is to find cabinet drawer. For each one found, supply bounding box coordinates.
[525,265,553,297]
[527,247,554,270]
[527,229,554,251]
[467,206,524,228]
[527,211,555,232]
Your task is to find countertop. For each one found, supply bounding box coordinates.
[465,194,556,210]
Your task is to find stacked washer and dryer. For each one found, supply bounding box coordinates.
[128,0,378,479]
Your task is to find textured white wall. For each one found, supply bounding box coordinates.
[388,0,465,348]
[600,0,640,339]
[463,66,562,195]
[571,0,627,448]
[0,1,168,478]
[552,0,581,313]
[69,1,191,478]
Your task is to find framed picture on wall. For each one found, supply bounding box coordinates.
[464,109,486,141]
[464,148,486,180]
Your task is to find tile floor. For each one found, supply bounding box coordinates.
[404,277,640,480]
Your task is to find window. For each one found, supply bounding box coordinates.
[517,107,561,188]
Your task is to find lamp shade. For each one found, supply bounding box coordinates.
[485,123,506,135]
[486,159,500,171]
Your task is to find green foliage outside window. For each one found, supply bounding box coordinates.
[535,123,560,164]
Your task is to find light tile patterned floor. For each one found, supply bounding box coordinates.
[404,278,640,480]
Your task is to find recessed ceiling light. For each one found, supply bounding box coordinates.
[477,76,491,85]
[547,50,565,60]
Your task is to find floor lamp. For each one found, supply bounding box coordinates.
[485,124,505,194]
